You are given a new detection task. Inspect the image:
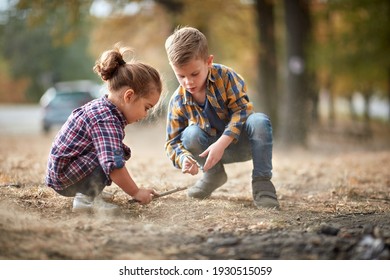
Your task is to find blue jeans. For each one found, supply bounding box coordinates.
[181,113,273,180]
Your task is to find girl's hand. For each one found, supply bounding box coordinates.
[182,156,200,175]
[132,188,156,204]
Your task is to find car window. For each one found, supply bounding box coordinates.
[50,92,93,106]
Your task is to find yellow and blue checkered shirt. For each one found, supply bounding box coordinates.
[165,63,254,168]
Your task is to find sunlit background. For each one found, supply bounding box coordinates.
[0,0,389,145]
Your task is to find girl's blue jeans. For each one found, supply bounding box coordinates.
[181,113,273,180]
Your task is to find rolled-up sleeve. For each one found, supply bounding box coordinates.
[90,120,130,175]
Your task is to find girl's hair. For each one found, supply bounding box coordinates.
[165,26,209,66]
[93,45,162,100]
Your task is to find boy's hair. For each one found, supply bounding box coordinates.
[93,43,162,100]
[165,26,209,66]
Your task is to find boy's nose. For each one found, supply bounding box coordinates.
[184,78,193,85]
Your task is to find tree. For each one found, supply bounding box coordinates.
[254,0,279,132]
[312,0,390,127]
[330,0,390,125]
[1,1,98,102]
[279,0,312,146]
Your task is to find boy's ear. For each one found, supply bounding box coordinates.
[207,55,214,67]
[123,88,135,103]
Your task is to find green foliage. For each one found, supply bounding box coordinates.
[16,0,93,45]
[312,0,389,95]
[0,1,98,102]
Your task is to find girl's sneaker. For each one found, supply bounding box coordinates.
[72,193,94,212]
[72,192,119,214]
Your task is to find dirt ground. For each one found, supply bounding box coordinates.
[0,119,389,260]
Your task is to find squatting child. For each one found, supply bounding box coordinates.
[45,45,162,213]
[164,26,280,209]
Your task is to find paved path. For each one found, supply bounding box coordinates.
[0,104,41,135]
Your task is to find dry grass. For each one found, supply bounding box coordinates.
[1,119,390,259]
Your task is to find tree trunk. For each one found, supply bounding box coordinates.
[347,94,357,121]
[388,68,390,124]
[279,0,311,146]
[255,0,279,134]
[362,89,372,138]
[308,71,319,125]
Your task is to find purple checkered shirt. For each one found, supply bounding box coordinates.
[45,95,131,190]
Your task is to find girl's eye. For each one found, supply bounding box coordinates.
[192,73,199,77]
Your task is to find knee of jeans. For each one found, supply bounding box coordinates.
[181,125,207,152]
[246,113,273,140]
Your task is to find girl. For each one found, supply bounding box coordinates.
[45,45,162,213]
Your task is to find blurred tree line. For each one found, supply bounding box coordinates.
[0,0,388,146]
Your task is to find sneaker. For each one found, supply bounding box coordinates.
[93,195,120,214]
[72,193,93,213]
[252,180,280,209]
[72,192,120,214]
[187,165,227,199]
[101,190,115,200]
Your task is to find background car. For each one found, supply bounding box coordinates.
[40,80,104,133]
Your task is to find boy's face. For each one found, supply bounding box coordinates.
[171,55,213,97]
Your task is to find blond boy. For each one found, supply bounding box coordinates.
[164,26,279,209]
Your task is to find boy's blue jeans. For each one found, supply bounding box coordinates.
[181,113,273,180]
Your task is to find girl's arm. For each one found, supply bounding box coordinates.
[109,167,155,204]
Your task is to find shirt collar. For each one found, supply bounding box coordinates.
[103,95,128,127]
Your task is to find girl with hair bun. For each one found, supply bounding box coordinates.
[45,45,163,213]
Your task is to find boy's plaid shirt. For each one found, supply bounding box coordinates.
[165,63,254,169]
[46,96,131,190]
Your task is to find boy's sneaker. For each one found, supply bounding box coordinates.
[252,179,280,210]
[187,165,227,199]
[72,192,120,214]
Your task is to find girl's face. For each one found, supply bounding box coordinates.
[122,90,160,124]
[171,55,213,97]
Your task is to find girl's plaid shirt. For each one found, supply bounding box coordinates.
[46,96,131,190]
[165,63,254,169]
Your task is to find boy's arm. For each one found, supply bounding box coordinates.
[222,70,254,142]
[165,99,192,169]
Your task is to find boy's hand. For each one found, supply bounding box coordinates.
[199,135,233,172]
[182,156,200,175]
[199,142,225,172]
[132,188,156,205]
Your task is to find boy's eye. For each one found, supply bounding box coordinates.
[191,73,199,77]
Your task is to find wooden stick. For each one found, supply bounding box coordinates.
[0,183,21,188]
[128,186,188,204]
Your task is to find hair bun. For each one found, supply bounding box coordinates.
[93,48,127,81]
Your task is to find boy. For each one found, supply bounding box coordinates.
[164,26,279,209]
